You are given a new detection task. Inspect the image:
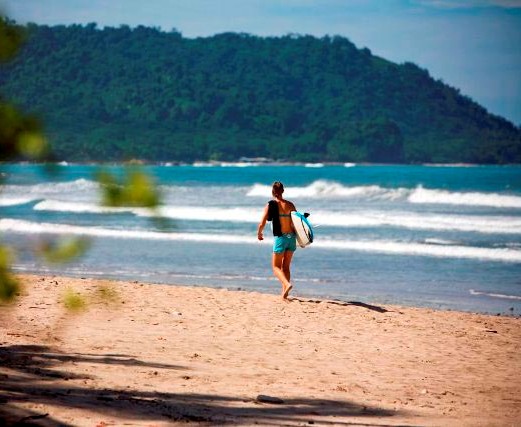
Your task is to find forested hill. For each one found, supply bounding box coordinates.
[1,22,520,163]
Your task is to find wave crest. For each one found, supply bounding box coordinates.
[0,197,35,207]
[31,199,521,234]
[408,186,521,209]
[247,180,521,208]
[2,178,99,196]
[247,180,405,199]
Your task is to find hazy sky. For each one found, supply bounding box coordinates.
[1,0,520,125]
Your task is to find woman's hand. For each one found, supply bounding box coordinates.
[257,231,264,241]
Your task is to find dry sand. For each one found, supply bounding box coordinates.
[1,274,520,426]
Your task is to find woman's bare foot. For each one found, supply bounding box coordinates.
[282,284,293,300]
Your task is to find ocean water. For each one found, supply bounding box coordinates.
[1,162,520,315]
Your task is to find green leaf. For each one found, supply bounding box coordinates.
[38,237,90,264]
[0,245,20,302]
[16,131,49,159]
[96,167,161,208]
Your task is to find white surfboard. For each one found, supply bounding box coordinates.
[291,211,314,248]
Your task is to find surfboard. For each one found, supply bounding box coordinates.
[291,211,313,248]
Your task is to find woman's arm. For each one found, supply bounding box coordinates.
[257,204,269,240]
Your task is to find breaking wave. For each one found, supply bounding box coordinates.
[2,219,520,263]
[0,197,35,207]
[408,186,521,208]
[31,200,521,235]
[246,181,521,208]
[2,178,99,195]
[4,178,521,209]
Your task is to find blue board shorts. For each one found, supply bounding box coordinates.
[273,233,297,253]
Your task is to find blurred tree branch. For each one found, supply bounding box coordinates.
[0,16,163,306]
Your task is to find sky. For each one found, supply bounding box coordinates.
[1,0,520,125]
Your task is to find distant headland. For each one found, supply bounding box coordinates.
[1,23,520,164]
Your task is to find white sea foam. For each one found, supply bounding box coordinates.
[424,238,459,245]
[33,200,131,214]
[31,200,521,235]
[470,289,521,301]
[0,218,250,244]
[247,180,521,208]
[34,178,99,193]
[423,163,479,168]
[150,206,257,222]
[220,162,261,167]
[2,219,520,263]
[0,197,35,207]
[2,178,99,196]
[7,178,521,210]
[313,211,521,234]
[312,239,521,263]
[192,162,216,167]
[34,199,157,216]
[33,200,257,222]
[408,186,521,209]
[247,180,405,199]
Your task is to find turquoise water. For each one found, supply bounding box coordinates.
[1,163,520,314]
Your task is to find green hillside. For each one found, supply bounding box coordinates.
[1,22,520,163]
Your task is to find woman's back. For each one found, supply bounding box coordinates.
[276,199,295,234]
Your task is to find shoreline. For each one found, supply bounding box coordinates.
[11,269,521,317]
[1,273,520,426]
[4,160,521,167]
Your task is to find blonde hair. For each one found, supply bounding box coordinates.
[272,181,284,198]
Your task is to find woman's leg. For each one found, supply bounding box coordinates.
[281,250,294,298]
[272,252,292,299]
[281,250,294,282]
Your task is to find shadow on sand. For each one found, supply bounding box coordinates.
[0,344,419,426]
[292,297,392,313]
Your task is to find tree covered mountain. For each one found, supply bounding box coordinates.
[1,22,519,163]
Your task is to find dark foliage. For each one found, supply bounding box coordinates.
[1,22,520,163]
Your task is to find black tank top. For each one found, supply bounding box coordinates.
[267,200,282,236]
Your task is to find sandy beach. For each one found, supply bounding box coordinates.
[1,274,520,426]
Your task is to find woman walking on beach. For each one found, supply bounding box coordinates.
[257,181,297,300]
